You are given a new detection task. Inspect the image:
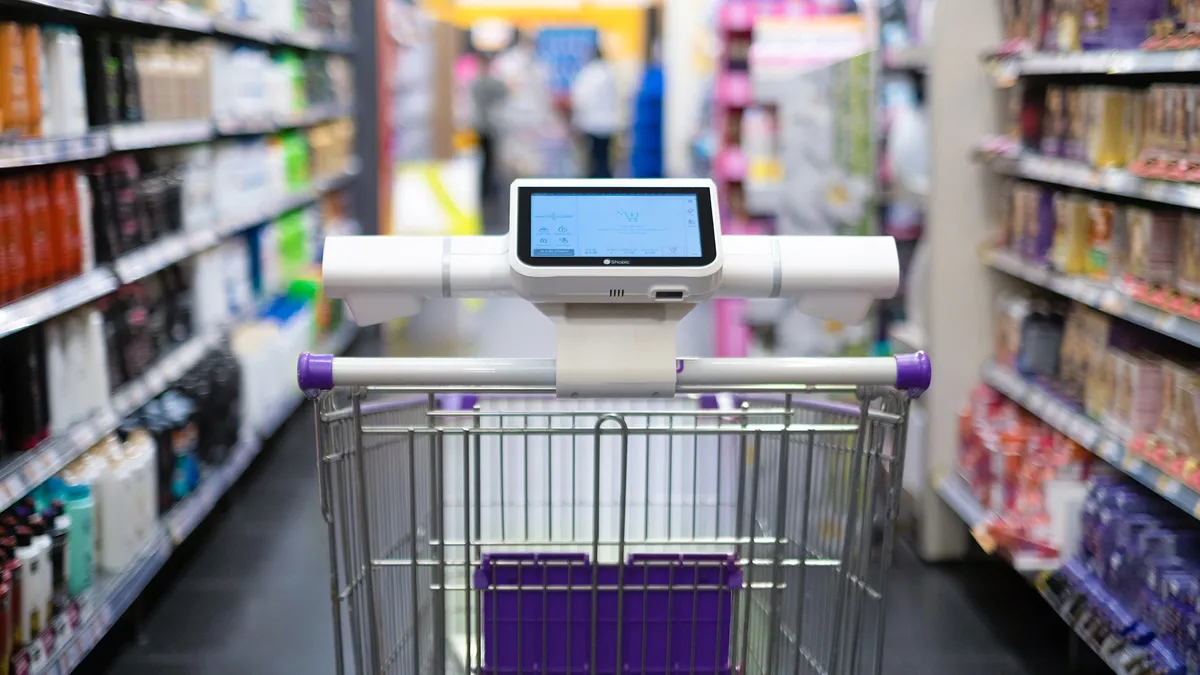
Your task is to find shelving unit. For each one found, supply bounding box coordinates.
[982,361,1200,518]
[0,132,108,169]
[921,5,1200,668]
[1037,580,1139,675]
[987,48,1200,77]
[0,245,362,520]
[20,322,358,675]
[934,473,1058,572]
[982,249,1200,347]
[0,270,119,341]
[978,145,1200,210]
[0,1,363,670]
[0,163,360,340]
[18,0,353,53]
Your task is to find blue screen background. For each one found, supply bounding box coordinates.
[529,193,702,258]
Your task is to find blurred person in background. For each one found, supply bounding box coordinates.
[570,45,619,178]
[471,52,507,202]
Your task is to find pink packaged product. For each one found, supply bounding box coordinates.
[1080,0,1172,50]
[1018,184,1057,263]
[1126,207,1180,285]
[1034,187,1058,262]
[1104,349,1163,440]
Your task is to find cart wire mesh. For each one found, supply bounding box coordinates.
[314,386,910,675]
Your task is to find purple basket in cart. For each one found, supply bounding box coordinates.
[473,552,742,675]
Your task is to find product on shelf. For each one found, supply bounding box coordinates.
[82,33,211,125]
[1001,0,1180,52]
[957,383,1095,557]
[44,308,112,437]
[308,118,353,178]
[987,266,1200,488]
[1043,475,1200,675]
[96,266,193,390]
[0,327,49,454]
[0,340,243,668]
[996,178,1200,314]
[0,166,90,306]
[1008,80,1200,183]
[84,153,186,265]
[211,47,353,123]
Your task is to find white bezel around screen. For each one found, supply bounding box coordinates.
[508,178,723,278]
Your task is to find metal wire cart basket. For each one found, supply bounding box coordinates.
[299,352,930,675]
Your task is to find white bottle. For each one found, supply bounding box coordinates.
[28,515,52,634]
[14,529,41,644]
[83,309,111,412]
[44,28,87,136]
[93,441,129,573]
[63,312,91,420]
[38,32,55,138]
[43,319,71,435]
[75,172,94,271]
[123,431,157,547]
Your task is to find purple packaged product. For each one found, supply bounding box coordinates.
[1156,571,1199,649]
[1133,531,1200,597]
[1032,188,1056,263]
[1108,523,1199,602]
[1042,87,1066,157]
[1149,638,1187,675]
[1081,0,1171,50]
[1141,557,1195,627]
[474,553,741,675]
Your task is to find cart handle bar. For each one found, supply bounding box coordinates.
[298,352,930,397]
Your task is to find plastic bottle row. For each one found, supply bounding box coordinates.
[0,22,354,139]
[0,343,242,672]
[212,0,349,41]
[0,193,352,456]
[0,125,355,311]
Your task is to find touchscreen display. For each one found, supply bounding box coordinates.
[529,193,702,258]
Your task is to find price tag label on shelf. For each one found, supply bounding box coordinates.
[1156,312,1180,334]
[93,409,118,438]
[24,635,48,674]
[70,422,94,452]
[1157,474,1182,498]
[1124,455,1144,473]
[1143,180,1170,203]
[1176,51,1200,70]
[1028,389,1047,414]
[1099,290,1126,314]
[1107,53,1138,74]
[0,477,20,507]
[23,450,57,485]
[187,228,218,251]
[1048,404,1069,431]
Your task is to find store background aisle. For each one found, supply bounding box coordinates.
[102,327,1089,675]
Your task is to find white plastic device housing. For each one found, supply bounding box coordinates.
[320,178,902,397]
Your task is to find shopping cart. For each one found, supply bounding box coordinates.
[299,352,930,675]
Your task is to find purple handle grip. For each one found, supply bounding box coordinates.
[298,352,335,395]
[895,351,931,397]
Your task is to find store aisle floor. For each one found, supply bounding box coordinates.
[105,340,1091,675]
